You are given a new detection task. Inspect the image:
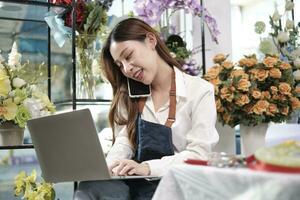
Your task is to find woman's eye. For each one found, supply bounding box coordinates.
[126,52,133,60]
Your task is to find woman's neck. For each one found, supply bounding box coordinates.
[151,59,173,93]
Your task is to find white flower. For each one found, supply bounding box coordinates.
[259,38,278,55]
[23,98,44,119]
[272,10,281,21]
[277,31,289,43]
[293,70,300,80]
[8,42,22,70]
[285,19,294,29]
[285,1,294,11]
[12,77,26,88]
[294,58,300,68]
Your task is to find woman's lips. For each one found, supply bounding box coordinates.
[133,69,143,81]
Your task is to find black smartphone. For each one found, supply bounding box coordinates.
[127,78,151,98]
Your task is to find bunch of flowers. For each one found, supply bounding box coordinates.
[14,170,55,200]
[254,0,300,87]
[134,0,220,43]
[49,0,113,98]
[0,43,55,128]
[204,53,300,127]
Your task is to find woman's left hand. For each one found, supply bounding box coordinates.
[109,159,150,176]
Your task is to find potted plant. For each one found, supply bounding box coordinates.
[0,42,55,146]
[204,53,300,155]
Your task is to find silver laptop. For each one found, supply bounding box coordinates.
[27,109,159,183]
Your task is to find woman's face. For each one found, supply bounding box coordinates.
[109,34,158,85]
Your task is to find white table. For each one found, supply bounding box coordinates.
[152,164,300,200]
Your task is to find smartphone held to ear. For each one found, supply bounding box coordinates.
[127,78,151,98]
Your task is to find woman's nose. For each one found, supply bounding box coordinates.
[121,61,133,74]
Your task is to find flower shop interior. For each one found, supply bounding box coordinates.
[1,0,300,199]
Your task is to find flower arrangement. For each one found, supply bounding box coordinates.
[134,0,220,43]
[0,43,55,128]
[49,0,113,98]
[14,170,55,200]
[254,0,300,87]
[204,53,300,127]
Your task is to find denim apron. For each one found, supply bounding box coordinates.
[134,69,176,163]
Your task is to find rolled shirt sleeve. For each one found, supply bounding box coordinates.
[105,125,134,166]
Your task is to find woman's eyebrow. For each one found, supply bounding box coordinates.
[115,47,129,63]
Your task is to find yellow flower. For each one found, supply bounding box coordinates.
[0,69,11,97]
[3,101,17,120]
[32,91,56,113]
[14,171,26,196]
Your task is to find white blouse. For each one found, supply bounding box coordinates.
[106,67,219,176]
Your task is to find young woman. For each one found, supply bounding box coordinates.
[74,17,219,200]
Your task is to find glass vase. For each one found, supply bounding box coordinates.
[76,35,101,99]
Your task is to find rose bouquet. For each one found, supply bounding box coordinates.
[0,43,55,128]
[204,53,300,127]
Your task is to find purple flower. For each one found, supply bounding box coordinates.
[182,58,201,76]
[134,0,220,43]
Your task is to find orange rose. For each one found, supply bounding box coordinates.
[220,87,234,102]
[239,58,257,67]
[222,61,234,69]
[235,94,250,106]
[270,86,278,95]
[263,56,278,68]
[205,65,221,80]
[269,68,282,78]
[237,78,251,91]
[279,62,292,70]
[231,69,249,79]
[282,107,289,116]
[261,91,271,99]
[210,78,220,86]
[213,54,226,64]
[252,100,269,115]
[252,89,262,99]
[291,97,300,110]
[254,69,269,81]
[278,82,292,95]
[266,103,278,116]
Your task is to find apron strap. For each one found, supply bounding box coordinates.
[138,68,176,128]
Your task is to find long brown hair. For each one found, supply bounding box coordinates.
[101,17,181,149]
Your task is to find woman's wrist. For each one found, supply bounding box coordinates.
[141,162,151,175]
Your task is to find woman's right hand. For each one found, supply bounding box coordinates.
[108,159,150,176]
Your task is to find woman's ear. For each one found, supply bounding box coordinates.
[146,32,157,50]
